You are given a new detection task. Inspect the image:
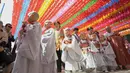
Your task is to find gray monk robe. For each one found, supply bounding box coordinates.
[12,22,42,73]
[40,28,58,73]
[61,35,83,71]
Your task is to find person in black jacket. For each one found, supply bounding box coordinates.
[0,21,5,73]
[5,23,15,51]
[0,21,12,73]
[4,23,15,73]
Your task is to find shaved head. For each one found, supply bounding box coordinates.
[28,11,39,23]
[105,26,111,33]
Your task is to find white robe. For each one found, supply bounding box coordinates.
[61,36,83,71]
[40,28,58,73]
[104,32,114,38]
[79,39,96,69]
[82,48,97,68]
[88,34,107,67]
[12,22,42,73]
[102,41,117,67]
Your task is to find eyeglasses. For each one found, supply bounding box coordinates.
[7,26,12,28]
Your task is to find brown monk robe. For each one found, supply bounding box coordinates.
[107,32,130,68]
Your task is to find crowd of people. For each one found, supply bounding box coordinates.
[0,21,15,73]
[0,11,130,73]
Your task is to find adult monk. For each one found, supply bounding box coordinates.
[104,26,130,69]
[12,11,42,73]
[61,28,83,73]
[40,20,58,73]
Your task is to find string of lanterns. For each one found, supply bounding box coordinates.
[10,0,130,38]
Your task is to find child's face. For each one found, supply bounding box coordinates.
[100,35,105,41]
[91,34,96,40]
[45,22,52,28]
[54,23,60,29]
[80,33,86,39]
[65,29,71,36]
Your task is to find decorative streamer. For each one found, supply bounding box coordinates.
[88,1,129,27]
[24,0,44,20]
[112,19,130,30]
[50,0,77,22]
[61,0,97,27]
[11,0,17,34]
[59,2,84,24]
[42,0,83,31]
[119,29,130,36]
[114,24,130,31]
[0,3,5,18]
[38,0,53,19]
[11,0,130,35]
[34,0,44,12]
[78,0,128,32]
[78,0,129,28]
[111,19,130,27]
[62,0,109,29]
[72,0,119,29]
[12,0,23,34]
[98,17,130,32]
[39,0,66,25]
[90,2,130,27]
[79,1,130,32]
[24,0,37,20]
[59,0,89,24]
[39,0,62,23]
[95,17,130,34]
[78,3,129,33]
[14,0,30,38]
[95,10,130,30]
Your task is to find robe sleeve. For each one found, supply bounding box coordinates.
[106,42,116,57]
[61,39,67,51]
[68,36,83,62]
[71,36,82,55]
[61,50,67,62]
[61,39,68,62]
[19,23,42,60]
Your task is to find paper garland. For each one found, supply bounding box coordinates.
[61,0,97,27]
[50,0,77,22]
[10,0,130,37]
[79,1,130,32]
[61,0,109,29]
[38,0,54,19]
[14,0,30,38]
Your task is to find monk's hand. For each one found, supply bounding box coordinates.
[22,21,28,29]
[22,21,28,25]
[19,29,25,37]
